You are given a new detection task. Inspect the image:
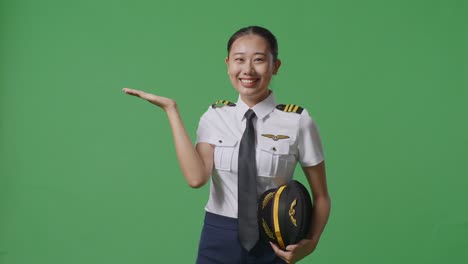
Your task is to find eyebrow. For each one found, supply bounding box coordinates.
[232,52,267,56]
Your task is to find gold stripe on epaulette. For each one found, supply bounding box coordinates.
[276,104,304,114]
[211,100,236,108]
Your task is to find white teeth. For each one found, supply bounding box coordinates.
[241,79,256,84]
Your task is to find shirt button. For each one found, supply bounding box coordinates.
[218,140,223,143]
[272,147,277,151]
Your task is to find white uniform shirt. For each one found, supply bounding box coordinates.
[196,91,324,218]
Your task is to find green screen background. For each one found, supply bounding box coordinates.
[1,0,467,263]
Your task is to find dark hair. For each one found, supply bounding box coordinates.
[227,26,278,62]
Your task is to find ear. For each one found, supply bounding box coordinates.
[225,57,229,73]
[273,59,282,75]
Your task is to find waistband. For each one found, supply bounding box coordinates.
[204,211,238,231]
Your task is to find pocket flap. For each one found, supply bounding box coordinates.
[208,137,238,147]
[258,140,290,155]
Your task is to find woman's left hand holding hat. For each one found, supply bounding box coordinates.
[270,238,317,264]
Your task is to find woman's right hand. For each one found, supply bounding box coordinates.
[122,87,212,188]
[122,87,176,111]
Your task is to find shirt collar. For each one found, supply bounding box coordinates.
[236,90,277,121]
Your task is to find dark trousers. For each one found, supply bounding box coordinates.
[196,212,285,264]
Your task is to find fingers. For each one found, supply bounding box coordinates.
[122,87,157,101]
[122,87,154,102]
[122,87,145,97]
[270,242,292,263]
[122,87,176,110]
[286,244,299,252]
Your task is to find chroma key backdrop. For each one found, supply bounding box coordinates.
[1,0,467,263]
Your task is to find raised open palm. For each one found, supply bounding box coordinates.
[122,87,176,111]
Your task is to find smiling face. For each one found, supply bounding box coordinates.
[225,34,281,107]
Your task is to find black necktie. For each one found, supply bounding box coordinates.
[238,109,259,251]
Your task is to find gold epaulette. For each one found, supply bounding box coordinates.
[276,104,304,114]
[211,100,236,108]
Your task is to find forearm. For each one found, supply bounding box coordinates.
[165,105,210,188]
[308,195,331,244]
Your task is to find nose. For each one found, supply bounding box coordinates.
[242,61,255,75]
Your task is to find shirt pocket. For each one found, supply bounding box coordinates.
[212,137,238,171]
[257,140,296,177]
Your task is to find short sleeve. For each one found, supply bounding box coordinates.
[196,107,214,144]
[297,109,324,167]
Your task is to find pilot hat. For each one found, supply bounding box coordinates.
[257,180,313,250]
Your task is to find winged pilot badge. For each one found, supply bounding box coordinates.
[261,134,290,141]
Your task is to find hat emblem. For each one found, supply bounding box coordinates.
[289,199,297,227]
